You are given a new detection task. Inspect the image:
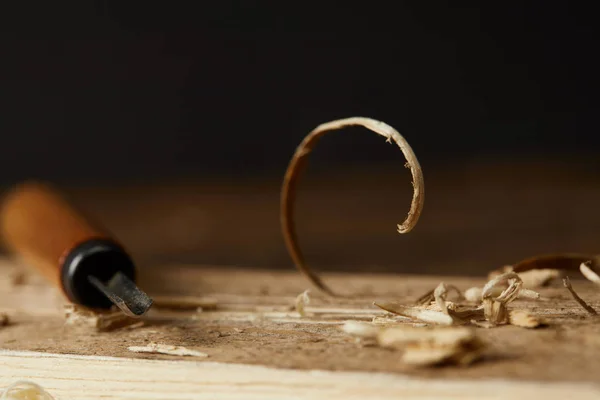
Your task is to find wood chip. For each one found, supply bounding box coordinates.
[341,321,380,338]
[580,262,600,285]
[377,325,485,367]
[281,117,424,296]
[482,272,523,325]
[0,380,55,399]
[563,276,597,315]
[294,289,311,317]
[374,301,454,325]
[433,283,483,324]
[64,304,141,332]
[152,295,218,310]
[128,342,208,358]
[508,310,546,329]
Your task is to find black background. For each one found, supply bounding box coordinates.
[1,2,598,184]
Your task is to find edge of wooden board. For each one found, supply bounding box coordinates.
[1,350,600,400]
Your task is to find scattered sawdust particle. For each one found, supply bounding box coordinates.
[508,310,546,329]
[64,304,140,332]
[0,380,55,399]
[152,295,218,310]
[580,262,600,285]
[295,289,311,317]
[374,301,454,325]
[127,342,209,357]
[563,276,597,315]
[281,117,424,296]
[0,313,9,327]
[377,325,485,367]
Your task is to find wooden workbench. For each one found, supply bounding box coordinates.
[1,258,600,399]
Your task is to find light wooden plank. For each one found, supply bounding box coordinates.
[1,350,600,400]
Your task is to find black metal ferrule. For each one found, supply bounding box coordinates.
[60,238,136,309]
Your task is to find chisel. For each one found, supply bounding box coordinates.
[0,182,153,317]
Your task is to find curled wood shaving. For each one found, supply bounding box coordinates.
[580,262,600,285]
[512,253,593,275]
[377,325,484,367]
[281,117,424,296]
[0,381,55,400]
[466,285,539,302]
[508,310,546,329]
[64,304,141,332]
[295,289,311,317]
[128,342,208,358]
[374,301,454,326]
[482,272,523,325]
[432,283,483,324]
[563,276,597,315]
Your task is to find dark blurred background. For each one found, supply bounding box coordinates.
[1,2,599,276]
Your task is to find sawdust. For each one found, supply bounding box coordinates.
[127,342,208,358]
[64,304,142,332]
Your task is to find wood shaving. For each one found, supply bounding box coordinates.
[518,269,563,288]
[0,313,9,327]
[128,342,208,358]
[580,262,600,285]
[280,117,424,296]
[512,253,593,275]
[508,310,546,329]
[464,287,482,302]
[482,272,523,325]
[518,288,541,300]
[487,265,513,281]
[64,304,141,332]
[152,295,218,310]
[433,283,483,324]
[467,285,539,302]
[295,289,311,317]
[563,276,597,315]
[374,301,454,325]
[0,380,55,399]
[415,284,463,305]
[341,321,380,338]
[377,325,485,367]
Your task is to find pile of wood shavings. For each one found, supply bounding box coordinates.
[374,272,544,329]
[342,321,484,367]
